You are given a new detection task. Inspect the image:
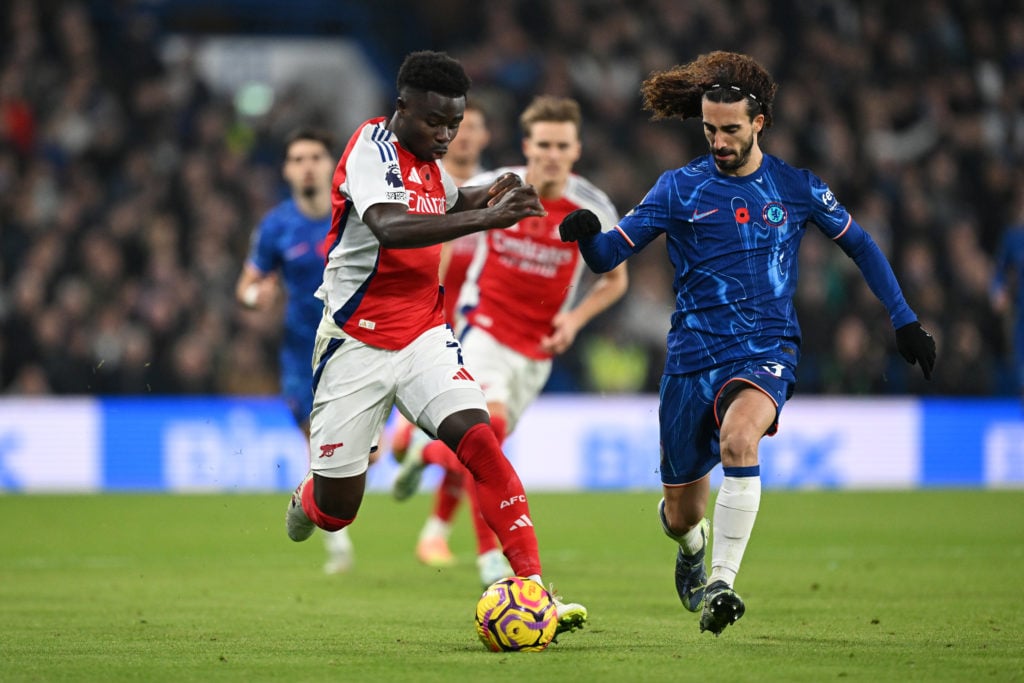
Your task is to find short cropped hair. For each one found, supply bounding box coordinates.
[283,127,336,156]
[396,50,471,98]
[519,95,582,137]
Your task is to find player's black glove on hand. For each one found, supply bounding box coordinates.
[559,209,601,242]
[895,321,936,380]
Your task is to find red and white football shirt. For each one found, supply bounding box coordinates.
[442,232,480,324]
[317,118,459,350]
[457,166,618,359]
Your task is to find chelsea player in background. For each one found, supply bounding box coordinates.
[236,127,360,575]
[558,51,936,636]
[991,192,1024,405]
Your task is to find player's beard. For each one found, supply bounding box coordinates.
[712,133,755,174]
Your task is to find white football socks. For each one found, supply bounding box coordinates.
[679,522,707,556]
[709,475,761,587]
[323,526,353,553]
[419,515,451,542]
[659,498,708,555]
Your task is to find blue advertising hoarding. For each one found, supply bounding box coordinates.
[1,396,1021,493]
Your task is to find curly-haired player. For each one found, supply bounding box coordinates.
[559,51,935,636]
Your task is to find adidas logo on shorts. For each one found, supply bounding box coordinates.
[452,368,474,381]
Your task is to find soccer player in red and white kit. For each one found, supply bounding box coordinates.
[438,101,491,318]
[284,51,586,635]
[391,95,628,584]
[391,101,508,575]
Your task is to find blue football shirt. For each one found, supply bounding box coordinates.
[590,153,915,375]
[246,199,329,413]
[992,224,1024,374]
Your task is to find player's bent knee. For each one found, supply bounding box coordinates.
[436,408,490,450]
[313,471,366,521]
[718,431,760,467]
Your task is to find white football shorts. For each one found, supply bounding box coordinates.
[459,326,552,434]
[309,319,486,478]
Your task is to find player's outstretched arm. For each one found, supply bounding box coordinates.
[832,219,937,381]
[894,321,937,380]
[558,208,633,274]
[363,185,546,249]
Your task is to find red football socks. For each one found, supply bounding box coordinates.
[489,414,508,444]
[433,469,464,522]
[301,478,353,532]
[464,477,500,555]
[455,423,540,577]
[421,438,462,471]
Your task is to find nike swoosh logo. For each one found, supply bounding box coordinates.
[691,208,719,222]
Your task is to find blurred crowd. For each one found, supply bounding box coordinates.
[2,0,1023,399]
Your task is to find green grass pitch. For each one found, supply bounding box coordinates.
[2,490,1022,682]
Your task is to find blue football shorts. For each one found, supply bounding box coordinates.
[281,369,314,428]
[658,358,796,486]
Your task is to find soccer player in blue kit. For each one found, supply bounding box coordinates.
[558,51,936,636]
[236,127,359,574]
[991,197,1024,404]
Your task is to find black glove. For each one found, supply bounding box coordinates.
[895,321,936,380]
[559,209,601,242]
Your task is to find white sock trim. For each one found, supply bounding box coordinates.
[659,498,707,555]
[680,521,706,556]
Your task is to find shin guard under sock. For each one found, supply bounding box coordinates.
[710,468,761,586]
[456,423,540,576]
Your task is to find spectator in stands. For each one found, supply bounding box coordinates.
[2,1,1022,400]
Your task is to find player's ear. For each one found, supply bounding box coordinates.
[752,113,765,136]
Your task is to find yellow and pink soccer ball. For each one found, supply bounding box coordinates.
[475,576,558,652]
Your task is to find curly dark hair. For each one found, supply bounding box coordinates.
[396,50,472,98]
[641,51,777,130]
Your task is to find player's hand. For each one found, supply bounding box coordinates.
[895,321,936,380]
[539,311,581,356]
[486,172,524,207]
[488,183,546,226]
[559,209,601,242]
[240,275,279,309]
